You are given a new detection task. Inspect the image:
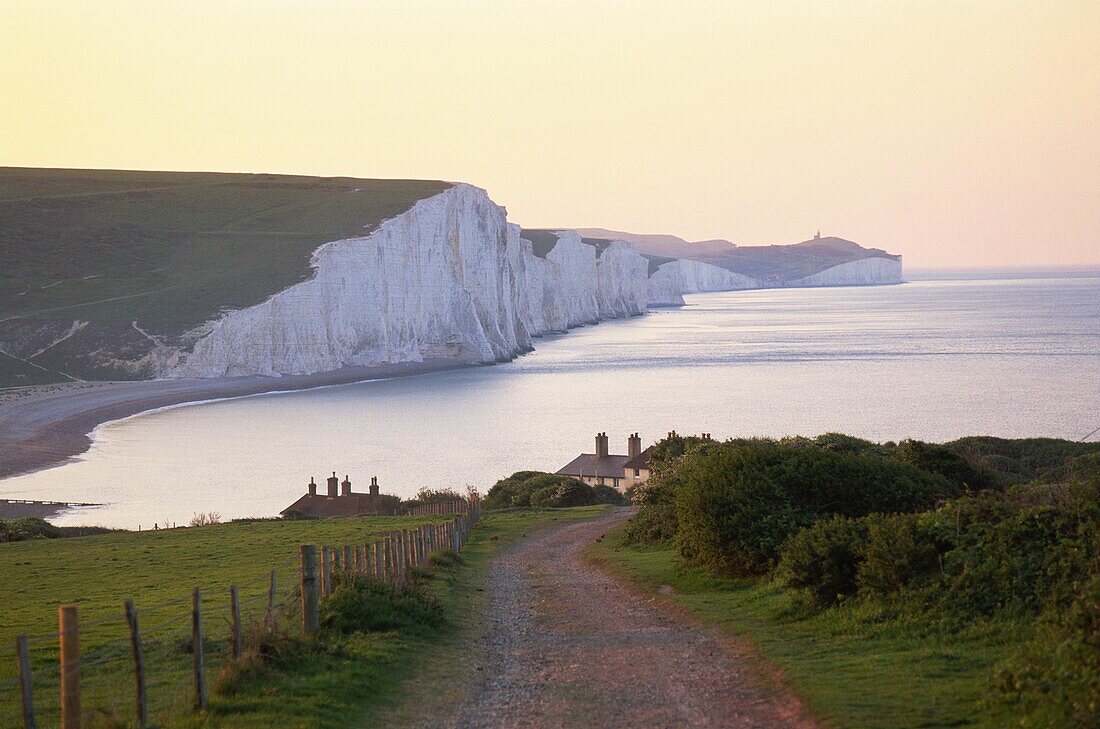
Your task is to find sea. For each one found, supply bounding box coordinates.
[3,270,1099,528]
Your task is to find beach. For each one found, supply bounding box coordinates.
[0,359,466,485]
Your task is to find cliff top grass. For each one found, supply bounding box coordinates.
[0,167,450,329]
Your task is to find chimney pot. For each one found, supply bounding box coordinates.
[327,472,339,498]
[308,476,316,496]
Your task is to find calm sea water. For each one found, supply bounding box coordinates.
[4,275,1099,528]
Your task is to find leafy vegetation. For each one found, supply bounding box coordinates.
[484,470,625,509]
[618,432,1100,727]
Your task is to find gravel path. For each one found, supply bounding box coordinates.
[442,508,816,729]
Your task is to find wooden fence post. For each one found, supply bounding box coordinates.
[192,588,206,711]
[123,600,147,728]
[373,541,383,581]
[59,605,79,729]
[16,634,35,729]
[343,545,352,576]
[230,586,242,659]
[265,570,276,632]
[320,547,330,598]
[300,545,320,636]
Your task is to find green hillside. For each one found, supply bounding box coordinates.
[0,168,449,385]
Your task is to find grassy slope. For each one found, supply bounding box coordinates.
[190,506,610,728]
[0,514,460,727]
[693,241,900,282]
[0,168,450,385]
[587,526,1025,729]
[0,168,449,324]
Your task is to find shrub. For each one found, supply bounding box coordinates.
[622,504,677,545]
[934,494,1098,616]
[320,574,443,635]
[674,445,799,575]
[484,471,601,509]
[592,485,626,505]
[992,577,1100,728]
[780,516,869,606]
[672,440,955,576]
[530,480,595,508]
[857,513,940,596]
[893,439,993,490]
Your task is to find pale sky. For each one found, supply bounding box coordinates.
[2,1,1098,267]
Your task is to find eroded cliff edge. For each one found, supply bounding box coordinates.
[171,185,660,378]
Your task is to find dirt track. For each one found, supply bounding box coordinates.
[440,508,816,729]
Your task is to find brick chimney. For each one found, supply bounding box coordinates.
[327,472,339,498]
[369,476,379,497]
[307,476,316,496]
[596,432,609,459]
[628,433,641,459]
[341,474,352,496]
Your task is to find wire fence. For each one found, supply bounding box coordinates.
[1,500,481,729]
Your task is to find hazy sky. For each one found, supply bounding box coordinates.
[2,1,1098,267]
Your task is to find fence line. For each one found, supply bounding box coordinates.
[4,498,481,729]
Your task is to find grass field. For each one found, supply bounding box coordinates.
[0,514,455,727]
[0,506,608,728]
[0,167,449,384]
[586,525,1026,729]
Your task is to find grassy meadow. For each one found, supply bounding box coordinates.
[0,514,453,727]
[0,506,609,728]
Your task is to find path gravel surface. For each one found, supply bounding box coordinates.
[441,508,816,729]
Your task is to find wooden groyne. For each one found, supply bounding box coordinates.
[0,498,101,519]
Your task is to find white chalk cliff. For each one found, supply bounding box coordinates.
[168,184,901,379]
[788,257,903,287]
[172,186,651,378]
[647,260,759,307]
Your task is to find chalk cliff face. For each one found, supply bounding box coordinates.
[647,260,759,307]
[172,187,651,379]
[594,240,649,319]
[166,183,902,380]
[174,184,532,377]
[788,256,903,287]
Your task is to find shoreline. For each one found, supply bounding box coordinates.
[0,359,469,485]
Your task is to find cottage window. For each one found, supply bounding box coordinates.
[633,468,640,477]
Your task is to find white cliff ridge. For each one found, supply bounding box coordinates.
[172,186,652,378]
[647,259,759,307]
[169,184,902,379]
[788,256,903,287]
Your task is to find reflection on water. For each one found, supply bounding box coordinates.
[4,276,1099,528]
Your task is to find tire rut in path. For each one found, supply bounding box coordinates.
[441,508,816,729]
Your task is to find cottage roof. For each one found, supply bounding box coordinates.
[623,445,655,471]
[555,453,630,479]
[280,493,383,518]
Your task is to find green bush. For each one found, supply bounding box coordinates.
[674,445,799,575]
[780,515,868,606]
[893,439,994,490]
[673,440,955,576]
[484,471,603,509]
[530,480,594,508]
[592,485,626,505]
[857,513,940,596]
[320,574,443,635]
[622,503,677,545]
[992,577,1100,728]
